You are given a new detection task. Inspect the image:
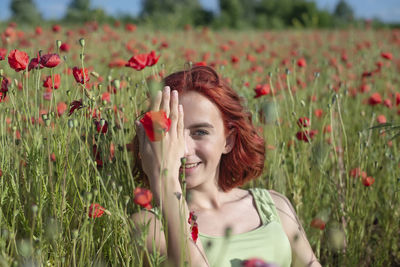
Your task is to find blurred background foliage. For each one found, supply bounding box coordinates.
[5,0,400,29]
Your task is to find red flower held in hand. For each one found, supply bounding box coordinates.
[40,53,61,68]
[8,49,29,72]
[133,187,153,210]
[43,74,61,89]
[254,84,270,98]
[0,48,7,60]
[88,203,105,218]
[140,110,171,141]
[69,99,84,116]
[72,67,90,84]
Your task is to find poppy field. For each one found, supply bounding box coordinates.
[0,22,399,266]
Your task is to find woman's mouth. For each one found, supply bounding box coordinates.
[179,162,201,174]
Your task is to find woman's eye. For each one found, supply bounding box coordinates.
[192,129,208,136]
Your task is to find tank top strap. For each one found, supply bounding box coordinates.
[249,188,281,225]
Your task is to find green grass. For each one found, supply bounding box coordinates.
[0,25,399,266]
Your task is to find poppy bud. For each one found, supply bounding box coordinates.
[79,38,85,48]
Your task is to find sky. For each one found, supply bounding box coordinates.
[0,0,399,23]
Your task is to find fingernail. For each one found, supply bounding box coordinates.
[164,86,170,93]
[172,90,178,96]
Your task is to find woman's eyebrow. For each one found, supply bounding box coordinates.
[188,123,214,129]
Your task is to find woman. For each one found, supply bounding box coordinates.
[132,66,321,267]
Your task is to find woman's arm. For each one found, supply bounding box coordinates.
[133,87,209,267]
[269,190,322,267]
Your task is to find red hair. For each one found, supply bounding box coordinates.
[132,65,265,191]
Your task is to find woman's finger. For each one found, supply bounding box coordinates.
[150,90,162,111]
[160,86,171,117]
[177,104,184,140]
[169,90,179,136]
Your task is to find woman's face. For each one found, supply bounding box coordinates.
[179,91,233,190]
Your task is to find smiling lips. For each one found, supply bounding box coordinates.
[179,162,201,173]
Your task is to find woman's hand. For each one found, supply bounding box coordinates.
[135,86,185,199]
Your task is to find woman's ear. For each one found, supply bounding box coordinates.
[223,129,236,154]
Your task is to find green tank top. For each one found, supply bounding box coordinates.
[148,188,292,266]
[199,188,292,267]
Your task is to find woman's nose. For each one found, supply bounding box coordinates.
[184,131,194,157]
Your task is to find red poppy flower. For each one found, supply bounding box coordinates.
[297,117,310,128]
[43,74,61,89]
[125,23,137,32]
[69,99,84,116]
[296,129,318,142]
[362,71,373,78]
[35,26,42,35]
[188,211,198,243]
[254,84,270,98]
[57,102,67,116]
[133,187,153,210]
[1,78,10,102]
[60,43,70,52]
[376,115,386,124]
[146,50,160,67]
[191,222,199,243]
[310,218,326,230]
[8,49,29,72]
[88,203,105,218]
[0,48,7,60]
[368,93,382,106]
[297,57,307,67]
[314,109,323,118]
[52,24,61,33]
[72,67,90,84]
[381,52,393,60]
[396,93,400,106]
[40,53,61,68]
[140,110,171,142]
[194,61,207,66]
[108,59,127,68]
[349,168,367,179]
[28,56,44,71]
[362,176,375,186]
[95,119,108,134]
[102,92,111,103]
[243,258,277,267]
[383,99,392,109]
[126,53,148,70]
[50,153,56,162]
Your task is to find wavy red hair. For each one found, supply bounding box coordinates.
[132,65,265,191]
